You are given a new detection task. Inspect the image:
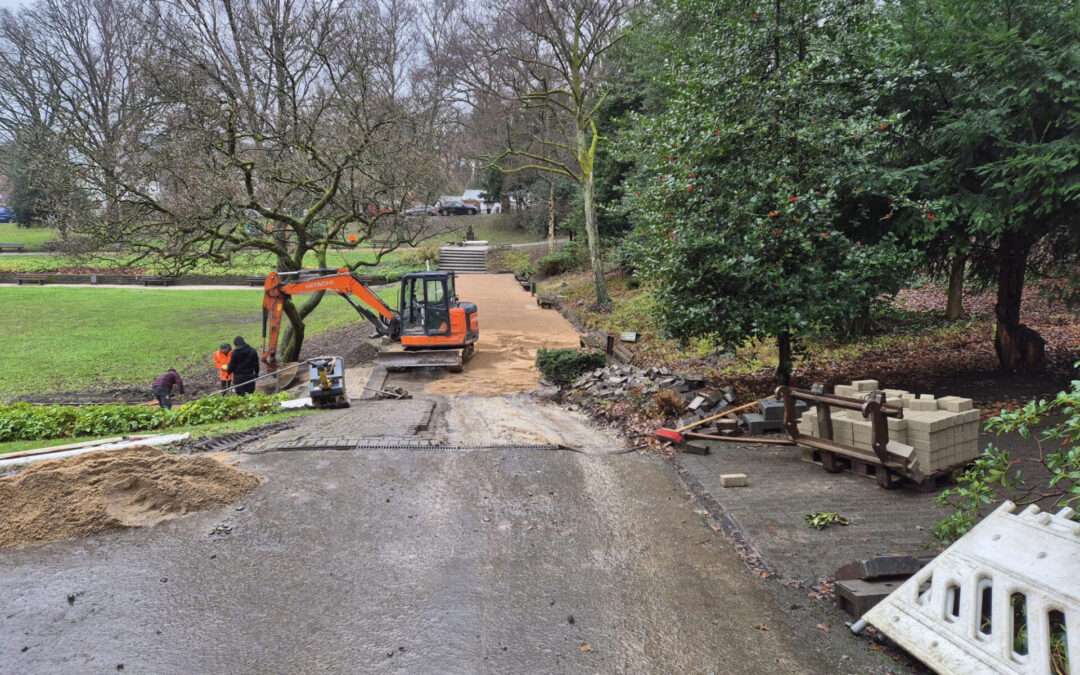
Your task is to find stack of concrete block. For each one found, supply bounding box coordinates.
[742,398,807,434]
[796,380,981,475]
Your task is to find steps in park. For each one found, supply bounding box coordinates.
[438,245,488,273]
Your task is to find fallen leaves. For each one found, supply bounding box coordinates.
[578,643,593,653]
[805,511,851,529]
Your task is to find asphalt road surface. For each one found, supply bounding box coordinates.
[1,398,904,675]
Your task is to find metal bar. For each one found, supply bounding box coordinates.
[796,435,906,470]
[866,392,891,466]
[811,383,834,441]
[783,389,903,417]
[676,398,765,433]
[683,432,796,445]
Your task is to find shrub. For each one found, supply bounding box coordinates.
[0,393,288,442]
[537,243,581,277]
[535,348,606,386]
[934,366,1080,544]
[398,243,441,267]
[502,250,535,278]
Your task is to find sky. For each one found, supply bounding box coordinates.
[0,0,27,10]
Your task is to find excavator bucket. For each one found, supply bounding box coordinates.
[377,349,465,372]
[255,361,306,393]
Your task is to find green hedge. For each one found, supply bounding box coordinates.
[0,393,288,442]
[535,348,606,386]
[536,242,581,277]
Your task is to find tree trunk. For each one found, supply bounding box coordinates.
[578,125,609,307]
[279,292,326,363]
[945,253,966,320]
[993,232,1045,372]
[547,181,556,253]
[581,174,609,306]
[776,331,793,386]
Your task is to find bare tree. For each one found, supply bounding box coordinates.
[460,0,637,306]
[0,0,446,362]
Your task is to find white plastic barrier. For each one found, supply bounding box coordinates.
[862,501,1078,675]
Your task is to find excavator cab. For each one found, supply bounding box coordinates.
[397,271,478,351]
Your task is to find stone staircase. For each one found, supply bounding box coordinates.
[438,244,489,273]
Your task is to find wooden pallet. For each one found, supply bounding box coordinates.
[800,447,954,490]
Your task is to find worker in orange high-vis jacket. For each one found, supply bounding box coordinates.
[213,343,232,392]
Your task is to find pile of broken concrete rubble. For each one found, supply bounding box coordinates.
[564,363,800,437]
[569,363,712,402]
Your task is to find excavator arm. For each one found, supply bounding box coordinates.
[262,268,398,368]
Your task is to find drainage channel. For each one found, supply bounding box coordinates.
[173,421,299,454]
[244,439,573,454]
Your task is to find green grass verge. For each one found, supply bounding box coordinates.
[0,248,420,276]
[0,224,58,251]
[0,216,546,273]
[0,409,314,455]
[427,214,543,245]
[0,286,395,399]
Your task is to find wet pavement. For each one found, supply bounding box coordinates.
[1,398,907,674]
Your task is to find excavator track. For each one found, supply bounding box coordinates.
[377,348,465,371]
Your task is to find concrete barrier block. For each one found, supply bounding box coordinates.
[906,398,939,411]
[851,379,880,392]
[904,411,958,433]
[833,384,860,399]
[936,396,974,412]
[720,473,748,488]
[832,418,853,445]
[955,409,981,425]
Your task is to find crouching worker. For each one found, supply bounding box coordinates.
[213,343,233,392]
[227,336,260,396]
[151,368,185,410]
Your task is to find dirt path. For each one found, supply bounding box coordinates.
[394,273,580,396]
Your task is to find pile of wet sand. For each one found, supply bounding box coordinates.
[0,447,259,549]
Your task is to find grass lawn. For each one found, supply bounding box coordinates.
[0,248,421,276]
[0,286,396,399]
[0,409,315,455]
[0,216,548,274]
[0,223,58,251]
[427,214,548,245]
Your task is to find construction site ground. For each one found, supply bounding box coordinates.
[1,274,916,674]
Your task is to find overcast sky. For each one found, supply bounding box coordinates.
[0,0,28,10]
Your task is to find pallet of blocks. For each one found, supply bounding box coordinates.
[796,379,981,479]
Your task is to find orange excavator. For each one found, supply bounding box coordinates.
[261,268,478,372]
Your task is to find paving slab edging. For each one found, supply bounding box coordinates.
[670,454,775,578]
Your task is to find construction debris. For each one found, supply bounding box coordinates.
[857,501,1079,675]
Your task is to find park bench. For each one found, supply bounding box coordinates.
[15,273,49,285]
[137,275,175,286]
[0,242,26,253]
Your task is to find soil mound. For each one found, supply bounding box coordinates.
[0,447,259,549]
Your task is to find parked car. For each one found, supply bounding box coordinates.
[436,198,477,216]
[404,204,437,216]
[0,206,14,223]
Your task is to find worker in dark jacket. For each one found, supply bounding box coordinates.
[226,336,260,395]
[151,368,184,409]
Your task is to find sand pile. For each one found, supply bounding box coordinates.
[423,274,580,395]
[0,447,259,549]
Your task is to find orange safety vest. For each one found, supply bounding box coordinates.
[213,350,232,381]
